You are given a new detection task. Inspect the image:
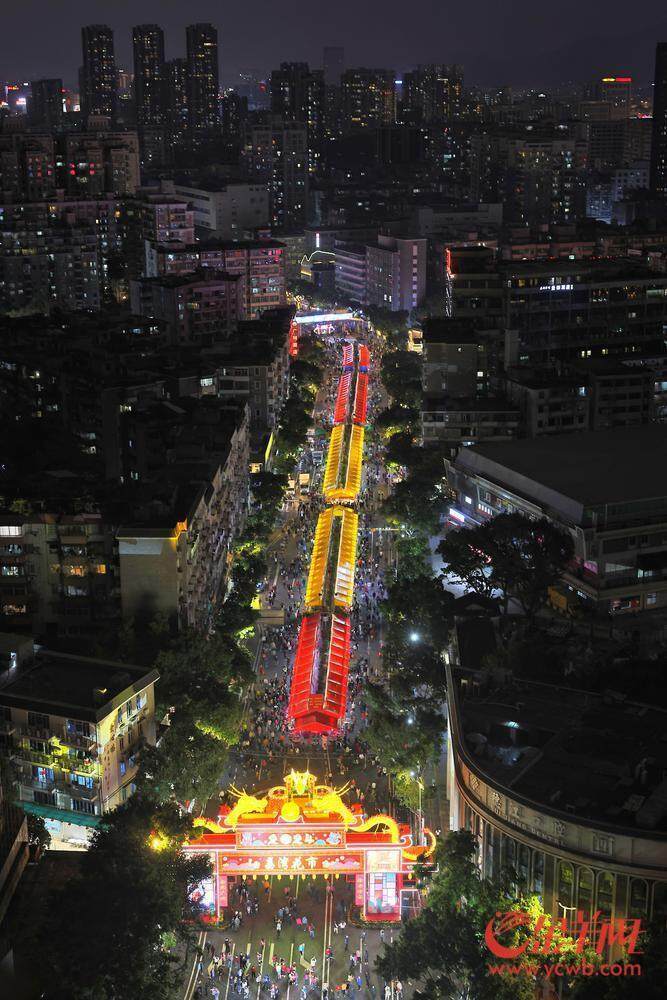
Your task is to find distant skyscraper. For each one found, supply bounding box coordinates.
[186,23,219,131]
[247,118,309,230]
[29,79,63,127]
[323,47,344,86]
[341,68,396,131]
[133,24,165,127]
[80,24,116,118]
[402,64,463,123]
[270,63,325,172]
[651,44,667,199]
[166,58,189,135]
[597,75,632,116]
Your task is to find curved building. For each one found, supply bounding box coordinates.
[446,619,667,953]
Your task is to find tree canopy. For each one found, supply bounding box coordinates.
[41,798,211,1000]
[438,513,574,619]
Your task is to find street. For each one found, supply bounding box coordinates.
[185,321,411,1000]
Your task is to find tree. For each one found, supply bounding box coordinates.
[140,631,249,806]
[40,798,211,1000]
[378,830,594,999]
[383,451,448,536]
[365,682,443,778]
[381,349,422,407]
[26,812,51,851]
[382,572,457,649]
[438,513,574,620]
[569,922,667,999]
[376,401,419,438]
[437,524,498,601]
[140,717,232,805]
[385,431,419,470]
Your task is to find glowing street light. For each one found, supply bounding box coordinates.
[409,631,420,643]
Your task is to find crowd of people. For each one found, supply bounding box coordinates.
[193,327,410,999]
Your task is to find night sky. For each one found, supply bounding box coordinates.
[2,0,667,88]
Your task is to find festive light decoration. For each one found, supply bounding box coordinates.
[186,772,435,923]
[288,342,369,733]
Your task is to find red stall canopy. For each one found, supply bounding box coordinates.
[353,372,368,425]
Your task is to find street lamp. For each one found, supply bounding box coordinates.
[409,631,420,643]
[409,770,425,846]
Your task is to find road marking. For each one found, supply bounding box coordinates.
[223,941,236,1000]
[256,938,266,1000]
[183,928,206,1000]
[286,941,295,1000]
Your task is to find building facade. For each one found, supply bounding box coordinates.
[0,644,158,847]
[446,426,667,613]
[446,645,667,954]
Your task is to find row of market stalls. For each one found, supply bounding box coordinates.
[287,341,370,734]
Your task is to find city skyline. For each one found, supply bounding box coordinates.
[2,0,667,87]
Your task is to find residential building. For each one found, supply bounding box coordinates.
[651,43,667,198]
[0,223,101,312]
[341,69,395,131]
[0,753,28,924]
[334,242,366,303]
[421,318,488,396]
[0,514,120,642]
[421,395,519,451]
[0,644,158,847]
[80,25,116,119]
[446,425,667,612]
[504,369,590,437]
[186,23,219,132]
[133,24,165,127]
[28,79,63,128]
[446,624,667,956]
[165,58,189,138]
[63,129,141,196]
[145,239,286,319]
[569,358,654,430]
[365,235,426,312]
[323,47,344,87]
[270,62,325,172]
[586,164,649,224]
[173,181,269,240]
[117,401,250,630]
[139,190,195,245]
[246,119,309,229]
[214,308,293,435]
[402,64,463,123]
[471,131,588,226]
[130,271,244,346]
[333,235,426,311]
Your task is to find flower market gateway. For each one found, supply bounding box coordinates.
[183,770,435,922]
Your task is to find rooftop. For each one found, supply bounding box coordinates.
[0,650,158,722]
[422,394,518,412]
[500,257,661,280]
[452,669,667,834]
[457,425,667,508]
[422,317,480,345]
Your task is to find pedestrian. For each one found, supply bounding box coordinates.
[344,933,349,952]
[276,919,282,937]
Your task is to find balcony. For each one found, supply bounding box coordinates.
[58,728,97,752]
[12,747,57,767]
[62,781,98,802]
